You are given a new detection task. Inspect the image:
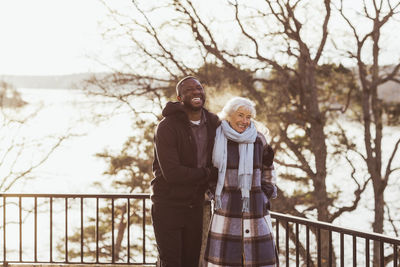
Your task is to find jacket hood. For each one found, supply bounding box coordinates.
[162,101,187,117]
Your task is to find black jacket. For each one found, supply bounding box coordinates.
[151,102,219,207]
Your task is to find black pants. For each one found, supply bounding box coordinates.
[152,203,204,267]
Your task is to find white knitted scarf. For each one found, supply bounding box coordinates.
[212,120,257,212]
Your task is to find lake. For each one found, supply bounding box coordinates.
[1,87,138,193]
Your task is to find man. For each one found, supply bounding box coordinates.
[151,76,219,267]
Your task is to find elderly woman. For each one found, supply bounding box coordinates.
[203,97,278,267]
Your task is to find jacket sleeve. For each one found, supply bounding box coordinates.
[205,166,218,200]
[154,122,208,185]
[261,143,278,200]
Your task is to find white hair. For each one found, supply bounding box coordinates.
[219,97,256,120]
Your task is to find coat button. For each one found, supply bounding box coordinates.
[245,229,250,234]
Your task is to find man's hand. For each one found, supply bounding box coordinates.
[205,189,214,201]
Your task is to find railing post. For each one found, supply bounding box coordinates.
[34,197,37,262]
[317,228,321,267]
[285,220,289,267]
[19,196,22,262]
[65,197,68,262]
[328,230,332,267]
[340,232,344,267]
[295,223,299,266]
[50,197,53,262]
[95,197,99,263]
[306,225,310,267]
[142,198,146,264]
[111,198,115,263]
[80,197,84,263]
[3,196,6,264]
[276,218,280,253]
[366,238,370,267]
[127,198,131,263]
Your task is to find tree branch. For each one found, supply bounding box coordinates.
[384,136,400,184]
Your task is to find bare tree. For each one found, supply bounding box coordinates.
[337,0,400,264]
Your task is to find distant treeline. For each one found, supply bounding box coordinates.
[0,71,398,102]
[0,73,106,90]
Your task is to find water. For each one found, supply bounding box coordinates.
[1,87,136,193]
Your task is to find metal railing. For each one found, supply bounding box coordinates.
[273,212,400,266]
[1,193,155,265]
[1,193,400,266]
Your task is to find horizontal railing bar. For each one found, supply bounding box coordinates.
[2,260,157,265]
[0,193,150,199]
[270,211,400,245]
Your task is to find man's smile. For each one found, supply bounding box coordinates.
[191,97,202,104]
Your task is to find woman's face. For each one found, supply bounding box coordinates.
[228,106,252,133]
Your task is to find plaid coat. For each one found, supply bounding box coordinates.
[203,132,278,267]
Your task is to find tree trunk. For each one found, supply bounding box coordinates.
[115,205,127,261]
[299,55,332,265]
[372,177,384,265]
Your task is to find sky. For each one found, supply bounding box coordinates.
[0,0,123,75]
[1,0,399,75]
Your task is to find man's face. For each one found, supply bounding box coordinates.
[177,78,206,111]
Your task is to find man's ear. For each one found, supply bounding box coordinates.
[177,95,182,102]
